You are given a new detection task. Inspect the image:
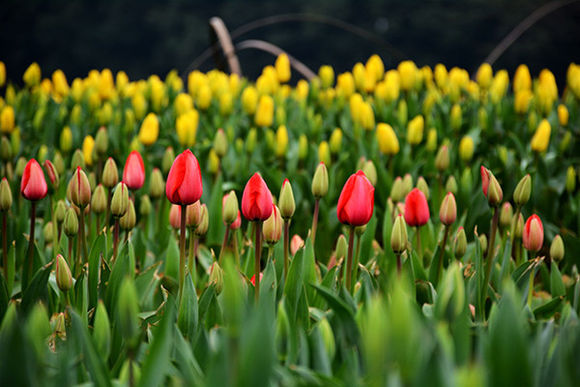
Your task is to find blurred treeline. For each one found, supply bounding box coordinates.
[1,0,579,83]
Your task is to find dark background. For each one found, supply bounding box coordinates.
[2,0,580,85]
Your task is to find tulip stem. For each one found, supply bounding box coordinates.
[481,206,499,320]
[51,196,58,258]
[254,221,263,301]
[311,199,320,247]
[510,206,521,260]
[415,227,422,257]
[24,202,37,288]
[2,212,7,279]
[396,252,402,275]
[188,229,197,282]
[106,189,112,233]
[346,226,355,292]
[232,230,240,267]
[437,226,451,286]
[68,238,73,276]
[527,257,537,307]
[112,219,120,264]
[80,209,88,268]
[353,233,362,287]
[179,204,187,303]
[219,226,230,266]
[283,220,290,280]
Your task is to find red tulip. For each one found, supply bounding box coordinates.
[230,211,241,230]
[480,165,489,197]
[166,149,203,205]
[242,173,273,221]
[123,151,145,190]
[21,159,48,201]
[404,188,430,227]
[337,170,375,226]
[523,214,543,252]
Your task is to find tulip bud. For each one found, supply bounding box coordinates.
[390,177,405,202]
[402,173,413,196]
[37,145,48,164]
[54,312,66,339]
[70,149,85,170]
[195,204,209,236]
[426,128,437,151]
[459,135,474,162]
[246,129,257,153]
[550,235,565,262]
[209,262,224,294]
[514,213,524,238]
[93,301,111,361]
[55,254,73,292]
[486,173,503,206]
[52,151,64,175]
[208,149,220,174]
[222,191,239,225]
[0,136,11,161]
[435,145,449,172]
[95,126,108,156]
[118,277,140,344]
[91,184,107,214]
[318,141,331,166]
[111,182,129,217]
[454,227,467,259]
[376,123,399,155]
[513,174,531,207]
[522,214,543,252]
[416,176,430,200]
[450,104,462,131]
[120,199,136,230]
[161,147,175,175]
[362,160,377,186]
[148,168,164,199]
[290,234,304,255]
[279,179,295,220]
[70,167,91,208]
[479,234,488,254]
[41,160,59,193]
[43,221,54,243]
[566,166,576,193]
[15,157,26,178]
[335,234,348,260]
[499,202,513,231]
[276,125,289,158]
[391,214,408,254]
[439,192,457,226]
[558,104,569,126]
[186,201,201,228]
[298,134,308,160]
[101,157,119,188]
[0,178,12,211]
[139,194,152,216]
[312,162,329,199]
[397,99,408,126]
[169,204,181,229]
[64,207,79,237]
[213,128,228,158]
[445,176,458,195]
[55,200,66,222]
[329,128,343,154]
[263,205,283,244]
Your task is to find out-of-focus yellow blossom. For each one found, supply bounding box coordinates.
[229,73,241,96]
[138,112,159,146]
[349,93,363,123]
[165,70,183,92]
[131,92,147,120]
[558,104,569,126]
[329,128,343,154]
[276,125,289,157]
[336,72,355,99]
[52,69,69,98]
[60,126,73,152]
[376,123,399,155]
[422,89,439,116]
[5,85,15,105]
[295,79,309,101]
[363,69,377,93]
[319,88,336,107]
[407,115,424,145]
[116,71,129,94]
[265,129,275,151]
[467,81,480,100]
[40,79,52,95]
[476,63,493,89]
[276,106,286,125]
[241,86,258,115]
[219,92,233,116]
[531,119,551,153]
[149,75,166,112]
[359,101,375,130]
[71,78,84,102]
[23,62,41,86]
[450,104,462,131]
[513,64,532,92]
[567,63,580,98]
[366,54,384,83]
[478,107,488,130]
[398,60,417,91]
[434,63,448,90]
[489,70,509,104]
[187,71,207,98]
[535,69,558,114]
[0,61,5,87]
[174,93,193,116]
[421,66,433,88]
[353,62,366,92]
[383,70,401,103]
[397,99,408,127]
[318,141,331,165]
[256,66,279,95]
[278,84,292,99]
[82,135,95,166]
[207,149,219,174]
[298,134,308,160]
[528,111,538,133]
[255,95,274,127]
[426,128,437,151]
[275,53,291,83]
[98,69,115,100]
[124,108,135,132]
[98,102,113,125]
[0,106,15,134]
[176,110,199,147]
[196,84,212,110]
[319,65,335,88]
[514,90,533,114]
[37,145,48,164]
[70,104,82,126]
[459,136,475,162]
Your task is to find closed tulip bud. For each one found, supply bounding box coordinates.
[513,174,531,207]
[242,173,273,221]
[389,177,404,202]
[329,128,343,154]
[459,136,474,162]
[148,168,164,199]
[161,147,175,175]
[55,200,66,222]
[93,301,111,361]
[276,125,289,157]
[487,173,503,206]
[241,86,258,115]
[255,95,274,127]
[391,214,408,254]
[36,145,48,165]
[439,192,457,226]
[70,167,91,208]
[118,277,140,343]
[21,159,48,201]
[523,214,543,252]
[444,176,457,195]
[318,65,335,88]
[398,60,417,91]
[404,188,430,227]
[279,179,295,220]
[92,184,107,214]
[123,151,145,191]
[558,104,569,126]
[337,170,375,226]
[479,234,488,254]
[43,159,60,192]
[71,149,85,169]
[120,199,136,230]
[376,123,399,155]
[450,103,462,131]
[514,213,524,238]
[222,191,239,225]
[566,166,576,193]
[298,134,308,160]
[550,235,564,262]
[531,119,551,153]
[263,205,283,244]
[169,204,181,229]
[53,151,65,175]
[0,106,15,134]
[318,141,331,166]
[95,126,108,155]
[186,201,201,228]
[416,176,430,200]
[290,234,305,255]
[213,128,228,158]
[195,204,209,236]
[43,221,54,243]
[245,129,257,154]
[435,145,450,172]
[499,202,513,230]
[402,173,413,196]
[54,312,66,339]
[0,178,13,211]
[476,63,493,89]
[138,112,159,146]
[16,157,27,178]
[64,207,79,237]
[0,136,11,161]
[362,160,377,186]
[407,115,424,145]
[312,162,329,199]
[453,227,467,258]
[426,128,437,151]
[208,262,224,294]
[99,158,117,189]
[111,182,129,217]
[55,254,73,292]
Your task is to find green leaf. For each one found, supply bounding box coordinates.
[21,261,52,313]
[550,264,565,298]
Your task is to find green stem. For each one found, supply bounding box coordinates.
[527,261,535,308]
[283,220,290,280]
[80,209,88,268]
[188,228,196,280]
[353,233,362,287]
[254,221,263,301]
[2,212,7,280]
[437,226,451,286]
[179,204,187,302]
[415,227,422,257]
[346,226,355,292]
[219,226,230,266]
[510,206,521,260]
[112,219,120,264]
[481,206,500,320]
[396,252,402,275]
[311,199,320,247]
[25,202,37,288]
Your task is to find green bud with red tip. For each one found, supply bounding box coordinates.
[454,227,467,259]
[312,162,329,199]
[111,182,129,218]
[120,199,136,230]
[55,254,73,292]
[102,157,119,188]
[70,167,91,208]
[439,192,457,226]
[513,174,531,207]
[222,190,239,225]
[550,235,565,262]
[279,179,295,220]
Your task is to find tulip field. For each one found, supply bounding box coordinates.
[1,56,580,386]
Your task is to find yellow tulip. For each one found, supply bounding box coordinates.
[421,66,433,88]
[82,136,95,166]
[426,128,437,151]
[407,115,424,145]
[365,54,384,82]
[229,73,241,96]
[255,95,274,127]
[98,69,115,100]
[149,75,166,112]
[336,72,355,99]
[531,119,551,153]
[398,60,417,91]
[459,136,474,162]
[295,80,309,101]
[434,63,448,90]
[174,93,193,116]
[98,102,113,125]
[276,125,289,157]
[376,123,399,155]
[131,93,147,120]
[567,63,580,98]
[116,71,129,94]
[23,62,41,87]
[40,79,52,95]
[0,106,15,134]
[52,69,69,97]
[513,64,532,92]
[208,149,220,174]
[352,63,366,92]
[558,104,569,126]
[176,110,199,147]
[0,61,5,87]
[196,84,212,110]
[450,104,462,131]
[275,53,291,83]
[219,92,233,116]
[187,71,207,98]
[514,90,533,114]
[329,128,343,154]
[318,141,331,165]
[318,65,335,88]
[489,70,509,104]
[138,112,159,146]
[476,63,493,89]
[60,126,73,152]
[241,86,259,115]
[535,69,558,114]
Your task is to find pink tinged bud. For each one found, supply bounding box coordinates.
[169,204,181,229]
[70,166,92,208]
[480,165,490,197]
[522,214,543,252]
[242,172,273,221]
[123,150,145,190]
[230,211,242,230]
[439,192,457,226]
[290,234,305,255]
[404,188,430,227]
[20,159,48,201]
